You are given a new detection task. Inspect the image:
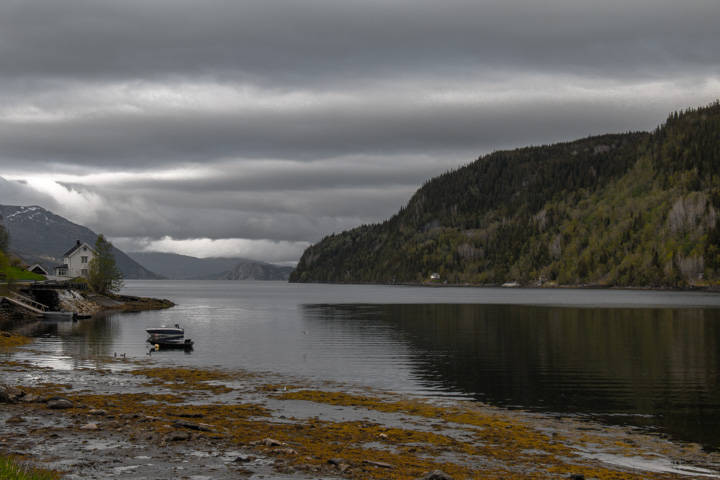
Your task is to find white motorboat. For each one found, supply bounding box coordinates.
[146,323,184,339]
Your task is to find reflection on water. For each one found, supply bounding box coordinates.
[9,281,720,449]
[355,304,720,448]
[4,313,126,369]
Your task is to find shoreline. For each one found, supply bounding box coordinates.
[287,280,720,292]
[81,293,176,313]
[0,289,175,324]
[2,331,720,479]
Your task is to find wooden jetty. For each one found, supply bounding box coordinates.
[1,293,49,316]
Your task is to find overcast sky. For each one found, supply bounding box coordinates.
[0,0,718,264]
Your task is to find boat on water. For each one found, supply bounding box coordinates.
[148,338,194,350]
[146,324,184,339]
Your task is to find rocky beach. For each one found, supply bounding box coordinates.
[3,323,720,480]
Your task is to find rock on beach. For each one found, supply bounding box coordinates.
[418,470,453,480]
[47,397,74,409]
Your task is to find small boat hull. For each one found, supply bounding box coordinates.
[147,333,184,341]
[148,338,194,350]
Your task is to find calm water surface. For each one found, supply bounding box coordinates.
[14,281,720,449]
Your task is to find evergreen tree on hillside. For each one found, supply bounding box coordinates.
[0,215,11,284]
[0,214,9,254]
[88,234,125,295]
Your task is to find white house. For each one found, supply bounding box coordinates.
[53,240,96,278]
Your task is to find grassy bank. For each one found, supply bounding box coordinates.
[1,267,46,282]
[0,455,59,480]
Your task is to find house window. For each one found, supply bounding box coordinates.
[58,268,67,276]
[81,269,89,277]
[81,256,88,263]
[83,247,87,251]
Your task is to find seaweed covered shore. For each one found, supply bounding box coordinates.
[2,331,720,480]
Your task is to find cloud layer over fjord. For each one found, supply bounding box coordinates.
[1,0,719,263]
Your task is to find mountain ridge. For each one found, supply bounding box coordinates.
[127,251,294,280]
[290,101,720,287]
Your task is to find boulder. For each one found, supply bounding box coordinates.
[47,397,74,409]
[0,384,25,403]
[233,456,256,463]
[273,448,299,456]
[362,460,394,469]
[19,394,41,403]
[258,438,285,447]
[174,419,214,432]
[418,470,453,480]
[6,385,23,397]
[164,431,190,442]
[0,386,11,404]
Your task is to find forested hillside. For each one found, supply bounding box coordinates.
[290,101,720,287]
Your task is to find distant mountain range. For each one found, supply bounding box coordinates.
[218,261,294,281]
[0,204,159,279]
[127,252,294,280]
[0,205,293,281]
[0,204,294,281]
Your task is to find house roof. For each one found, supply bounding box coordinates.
[28,264,49,274]
[62,240,96,258]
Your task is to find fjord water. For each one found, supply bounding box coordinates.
[24,281,720,448]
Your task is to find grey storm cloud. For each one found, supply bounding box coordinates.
[0,84,700,169]
[1,1,718,82]
[0,0,719,262]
